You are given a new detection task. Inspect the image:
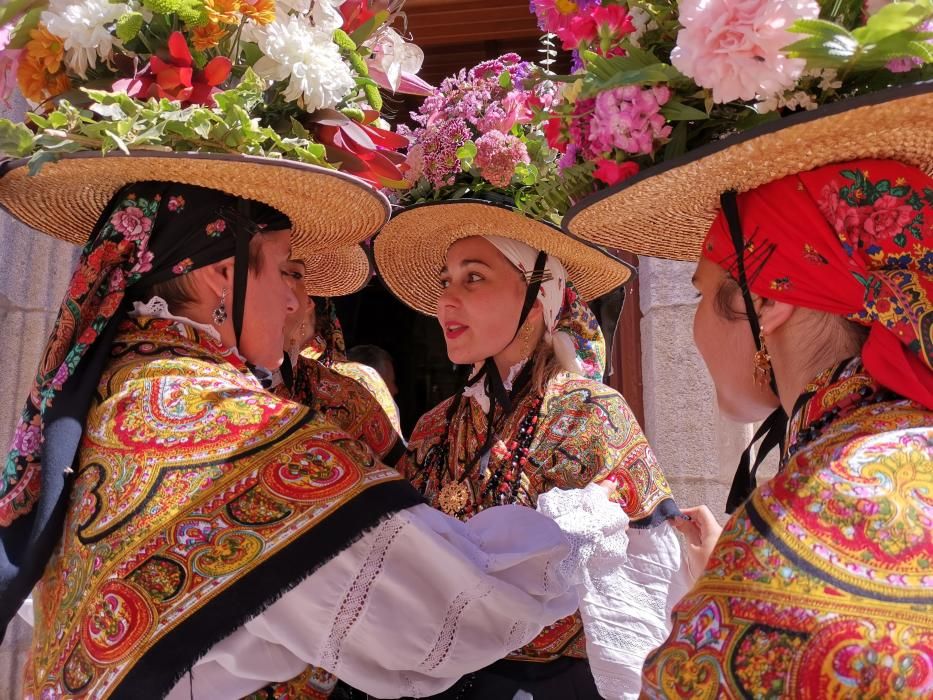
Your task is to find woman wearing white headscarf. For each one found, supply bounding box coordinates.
[375,200,692,699]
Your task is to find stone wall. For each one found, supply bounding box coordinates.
[0,94,80,698]
[638,257,775,522]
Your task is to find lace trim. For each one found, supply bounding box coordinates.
[321,517,406,671]
[130,296,222,342]
[505,620,531,654]
[419,581,494,672]
[462,359,528,413]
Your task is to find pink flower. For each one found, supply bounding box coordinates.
[205,218,227,236]
[131,247,154,275]
[110,206,153,241]
[0,24,22,106]
[671,0,820,104]
[406,117,471,188]
[530,0,601,48]
[588,85,672,156]
[474,130,530,188]
[593,159,640,186]
[168,195,186,212]
[863,195,915,240]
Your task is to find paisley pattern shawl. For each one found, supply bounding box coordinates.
[400,372,678,662]
[642,359,933,699]
[23,317,421,700]
[281,353,404,467]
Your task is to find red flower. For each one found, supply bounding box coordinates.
[593,159,639,186]
[561,14,598,50]
[591,6,635,37]
[863,194,915,240]
[311,109,410,188]
[340,0,381,33]
[113,32,231,106]
[543,117,566,152]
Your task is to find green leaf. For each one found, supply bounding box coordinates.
[663,121,687,160]
[349,10,390,46]
[660,100,708,121]
[893,233,907,247]
[27,150,62,176]
[456,140,477,160]
[514,162,539,186]
[0,119,36,157]
[498,70,513,90]
[853,0,933,45]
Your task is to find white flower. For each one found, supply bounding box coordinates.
[252,15,356,110]
[43,0,129,79]
[367,28,424,92]
[628,6,655,45]
[277,0,313,13]
[312,0,346,32]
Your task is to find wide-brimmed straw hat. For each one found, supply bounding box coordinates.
[564,81,933,261]
[374,199,634,315]
[0,150,389,296]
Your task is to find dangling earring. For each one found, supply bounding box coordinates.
[518,321,535,358]
[213,287,228,326]
[753,329,772,386]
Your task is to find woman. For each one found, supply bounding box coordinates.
[375,200,690,698]
[276,258,404,468]
[564,83,933,696]
[0,152,612,700]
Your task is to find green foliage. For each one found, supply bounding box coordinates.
[2,70,332,173]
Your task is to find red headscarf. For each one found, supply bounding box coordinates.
[702,159,933,410]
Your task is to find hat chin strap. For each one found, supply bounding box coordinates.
[232,200,250,348]
[720,191,788,515]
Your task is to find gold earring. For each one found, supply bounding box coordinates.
[518,321,535,358]
[753,329,772,386]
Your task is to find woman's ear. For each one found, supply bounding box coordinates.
[197,258,235,298]
[757,297,795,336]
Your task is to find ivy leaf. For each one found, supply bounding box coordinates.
[0,119,36,157]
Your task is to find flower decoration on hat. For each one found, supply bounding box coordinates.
[0,0,428,188]
[397,52,577,223]
[531,0,933,193]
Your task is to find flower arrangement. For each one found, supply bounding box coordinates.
[399,53,575,220]
[531,0,933,192]
[0,0,430,187]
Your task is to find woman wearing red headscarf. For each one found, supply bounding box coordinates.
[565,81,933,697]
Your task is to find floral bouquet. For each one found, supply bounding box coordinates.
[529,0,933,194]
[0,0,431,186]
[397,53,578,221]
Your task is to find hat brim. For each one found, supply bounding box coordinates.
[0,150,390,272]
[304,245,372,297]
[564,81,933,261]
[374,200,634,316]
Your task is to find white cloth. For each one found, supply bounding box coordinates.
[538,483,691,700]
[157,503,577,699]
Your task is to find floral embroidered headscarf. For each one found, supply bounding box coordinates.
[0,181,290,637]
[703,159,933,410]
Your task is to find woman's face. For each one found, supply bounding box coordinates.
[692,257,780,422]
[238,229,300,369]
[282,259,316,352]
[437,236,527,365]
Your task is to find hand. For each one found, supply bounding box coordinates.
[673,505,722,582]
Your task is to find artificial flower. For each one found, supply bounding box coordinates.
[240,0,277,24]
[366,27,429,94]
[592,158,639,185]
[252,15,356,110]
[671,0,820,104]
[588,85,672,156]
[24,25,64,75]
[113,31,232,106]
[42,0,129,79]
[0,24,23,105]
[475,131,530,187]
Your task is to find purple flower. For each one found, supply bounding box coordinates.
[12,422,41,455]
[410,117,472,188]
[475,131,530,187]
[588,85,672,157]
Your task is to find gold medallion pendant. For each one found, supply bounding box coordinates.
[437,481,470,515]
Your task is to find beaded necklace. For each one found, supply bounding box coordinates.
[427,391,544,519]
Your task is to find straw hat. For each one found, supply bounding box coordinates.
[0,150,389,296]
[564,81,933,261]
[374,199,634,316]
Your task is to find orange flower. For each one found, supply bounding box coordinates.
[25,25,65,75]
[192,23,228,51]
[205,0,242,26]
[240,0,276,25]
[17,54,70,104]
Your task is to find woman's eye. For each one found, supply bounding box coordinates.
[467,273,483,283]
[283,271,302,280]
[439,278,450,289]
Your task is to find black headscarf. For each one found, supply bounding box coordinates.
[0,181,290,639]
